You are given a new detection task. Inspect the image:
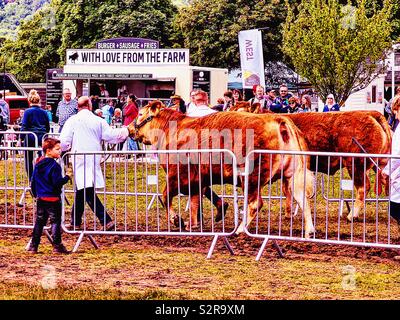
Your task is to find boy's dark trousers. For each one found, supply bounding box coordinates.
[31,199,62,247]
[71,187,112,226]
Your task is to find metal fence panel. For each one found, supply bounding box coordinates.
[0,146,41,230]
[62,149,239,255]
[243,149,400,260]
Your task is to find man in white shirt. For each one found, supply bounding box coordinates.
[383,97,400,227]
[60,96,129,230]
[186,90,216,117]
[184,90,227,221]
[185,89,198,115]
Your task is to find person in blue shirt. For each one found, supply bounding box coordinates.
[323,94,340,112]
[271,84,292,113]
[27,138,72,254]
[21,89,50,180]
[45,105,53,122]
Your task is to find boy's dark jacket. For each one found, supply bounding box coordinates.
[31,157,69,198]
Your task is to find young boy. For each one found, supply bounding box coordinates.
[27,138,72,254]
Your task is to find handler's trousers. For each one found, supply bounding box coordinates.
[71,187,112,227]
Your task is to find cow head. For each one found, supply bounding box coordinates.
[127,100,164,144]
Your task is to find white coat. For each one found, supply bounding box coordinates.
[383,125,400,203]
[60,109,129,190]
[186,104,216,117]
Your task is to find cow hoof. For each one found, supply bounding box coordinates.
[235,224,245,235]
[215,203,229,222]
[346,214,358,222]
[173,215,186,229]
[305,226,315,238]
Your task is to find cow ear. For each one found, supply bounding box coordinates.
[149,101,162,116]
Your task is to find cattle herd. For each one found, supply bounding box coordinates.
[128,101,392,238]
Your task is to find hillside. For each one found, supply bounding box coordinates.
[0,0,49,39]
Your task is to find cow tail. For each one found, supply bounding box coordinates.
[373,113,392,153]
[279,120,315,198]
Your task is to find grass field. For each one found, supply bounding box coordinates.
[1,154,400,300]
[1,229,400,300]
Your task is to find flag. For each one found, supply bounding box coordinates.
[238,29,265,89]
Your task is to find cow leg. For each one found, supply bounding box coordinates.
[236,193,263,234]
[347,171,370,222]
[162,187,184,228]
[282,178,294,218]
[202,186,229,222]
[189,193,200,229]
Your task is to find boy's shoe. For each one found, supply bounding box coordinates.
[26,244,38,254]
[53,243,70,254]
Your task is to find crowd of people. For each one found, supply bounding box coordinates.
[164,84,339,116]
[1,83,400,255]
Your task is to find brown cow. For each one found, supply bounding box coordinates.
[229,101,264,113]
[128,101,316,238]
[285,111,391,221]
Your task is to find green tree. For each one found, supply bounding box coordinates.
[1,0,178,82]
[174,0,295,69]
[0,0,50,39]
[282,0,394,105]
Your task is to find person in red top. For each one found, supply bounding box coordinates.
[123,94,139,151]
[123,94,139,126]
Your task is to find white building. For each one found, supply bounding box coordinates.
[342,43,400,113]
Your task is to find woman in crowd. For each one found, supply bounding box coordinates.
[21,89,50,180]
[123,94,140,151]
[169,95,187,113]
[223,91,234,111]
[101,99,114,125]
[300,94,312,112]
[232,89,243,106]
[323,94,340,112]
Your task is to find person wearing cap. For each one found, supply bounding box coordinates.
[169,94,186,113]
[323,94,340,112]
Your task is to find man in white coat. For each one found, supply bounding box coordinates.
[186,90,216,117]
[60,96,129,230]
[383,96,400,228]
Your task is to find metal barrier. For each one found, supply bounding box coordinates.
[0,130,39,151]
[242,149,399,260]
[3,144,399,260]
[42,132,61,141]
[0,146,54,245]
[61,149,239,257]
